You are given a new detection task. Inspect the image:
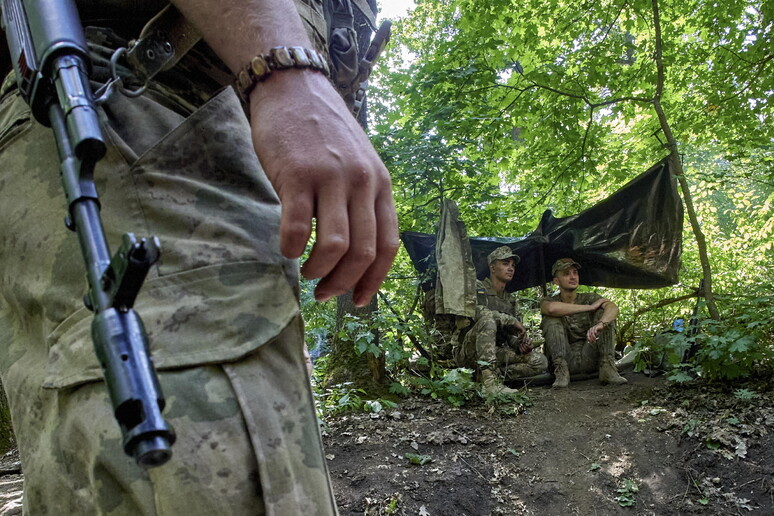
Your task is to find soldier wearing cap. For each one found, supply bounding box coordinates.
[453,246,548,395]
[540,258,628,388]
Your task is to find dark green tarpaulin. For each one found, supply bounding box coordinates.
[402,158,683,292]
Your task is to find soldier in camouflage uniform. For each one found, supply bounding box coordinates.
[0,0,398,514]
[540,258,628,389]
[454,246,548,395]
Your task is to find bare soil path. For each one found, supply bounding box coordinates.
[323,373,773,515]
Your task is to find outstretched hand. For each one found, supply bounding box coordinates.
[248,70,399,307]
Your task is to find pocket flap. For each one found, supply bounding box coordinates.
[44,261,299,389]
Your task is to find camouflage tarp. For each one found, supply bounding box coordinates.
[402,158,683,293]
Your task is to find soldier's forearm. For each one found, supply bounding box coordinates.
[599,302,619,324]
[170,0,312,73]
[541,301,594,317]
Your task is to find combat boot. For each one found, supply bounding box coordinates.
[551,358,570,389]
[599,355,628,385]
[481,369,521,395]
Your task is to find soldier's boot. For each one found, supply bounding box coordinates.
[599,355,628,385]
[481,369,520,395]
[551,358,570,389]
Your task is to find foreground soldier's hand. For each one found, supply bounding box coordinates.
[249,70,399,307]
[171,0,399,307]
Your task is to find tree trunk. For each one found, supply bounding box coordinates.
[327,292,387,395]
[651,0,721,320]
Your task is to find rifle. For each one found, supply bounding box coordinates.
[1,0,174,468]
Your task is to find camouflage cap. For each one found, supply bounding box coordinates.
[487,246,520,265]
[551,258,581,277]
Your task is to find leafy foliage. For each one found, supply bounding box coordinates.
[313,380,398,419]
[305,0,773,399]
[405,453,433,466]
[615,478,639,507]
[630,293,774,381]
[406,363,479,407]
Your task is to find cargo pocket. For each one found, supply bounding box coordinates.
[111,88,284,277]
[0,90,33,152]
[43,260,300,390]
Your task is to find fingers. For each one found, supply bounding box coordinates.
[307,184,374,302]
[284,158,396,306]
[300,184,351,286]
[352,190,399,306]
[278,185,314,259]
[309,181,399,306]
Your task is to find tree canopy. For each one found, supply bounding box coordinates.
[305,0,773,384]
[373,0,771,231]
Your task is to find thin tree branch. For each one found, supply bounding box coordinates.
[651,0,721,320]
[377,291,432,360]
[719,53,774,104]
[513,69,653,108]
[595,1,628,50]
[618,291,699,338]
[407,282,423,319]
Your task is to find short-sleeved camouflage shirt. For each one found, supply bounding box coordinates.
[540,292,603,343]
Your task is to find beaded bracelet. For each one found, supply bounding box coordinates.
[235,46,330,100]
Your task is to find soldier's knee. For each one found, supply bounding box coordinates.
[541,316,566,342]
[475,313,497,333]
[541,316,563,331]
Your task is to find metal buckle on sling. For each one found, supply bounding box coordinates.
[95,4,201,104]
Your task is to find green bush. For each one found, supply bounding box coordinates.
[405,362,478,406]
[0,385,15,454]
[313,381,398,419]
[637,294,774,381]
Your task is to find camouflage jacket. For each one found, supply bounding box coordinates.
[474,277,523,328]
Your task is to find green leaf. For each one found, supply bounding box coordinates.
[405,453,432,466]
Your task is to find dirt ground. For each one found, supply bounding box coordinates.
[322,372,773,515]
[0,449,21,515]
[0,372,771,515]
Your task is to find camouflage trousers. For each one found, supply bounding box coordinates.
[0,75,337,514]
[541,312,617,375]
[454,314,547,377]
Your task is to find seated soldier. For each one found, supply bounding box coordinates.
[454,246,548,394]
[540,258,628,388]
